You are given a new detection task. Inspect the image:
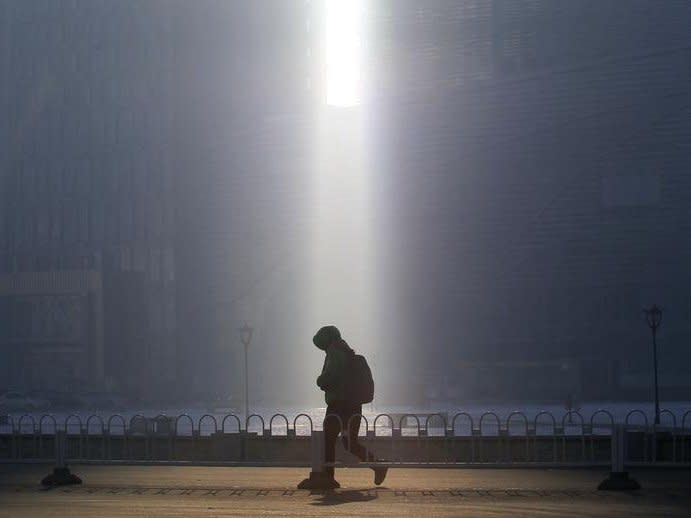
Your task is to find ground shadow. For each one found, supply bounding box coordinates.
[310,488,378,506]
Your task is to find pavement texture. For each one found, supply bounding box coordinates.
[1,464,691,517]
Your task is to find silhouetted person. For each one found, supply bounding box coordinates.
[313,325,387,488]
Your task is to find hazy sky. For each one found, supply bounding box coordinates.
[2,1,691,405]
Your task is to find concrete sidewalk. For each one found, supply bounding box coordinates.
[1,465,690,517]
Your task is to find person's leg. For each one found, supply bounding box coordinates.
[341,404,374,462]
[340,404,388,486]
[323,405,343,480]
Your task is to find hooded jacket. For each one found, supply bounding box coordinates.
[316,339,355,404]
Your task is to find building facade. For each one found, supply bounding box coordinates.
[370,0,691,399]
[2,1,690,403]
[0,1,178,397]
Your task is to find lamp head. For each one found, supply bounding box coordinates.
[238,322,254,346]
[644,305,662,328]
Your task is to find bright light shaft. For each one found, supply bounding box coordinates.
[326,0,364,107]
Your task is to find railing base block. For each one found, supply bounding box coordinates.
[597,471,640,491]
[41,467,82,487]
[297,471,339,490]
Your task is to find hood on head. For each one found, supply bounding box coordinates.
[313,325,341,350]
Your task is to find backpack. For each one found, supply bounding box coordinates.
[346,354,374,404]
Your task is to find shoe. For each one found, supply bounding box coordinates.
[297,473,340,490]
[373,464,388,486]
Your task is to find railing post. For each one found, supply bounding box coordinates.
[297,430,334,489]
[312,430,324,472]
[597,424,640,490]
[57,430,65,467]
[41,430,82,487]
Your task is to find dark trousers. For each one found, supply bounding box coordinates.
[324,401,374,478]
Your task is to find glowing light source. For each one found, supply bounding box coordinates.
[325,0,364,107]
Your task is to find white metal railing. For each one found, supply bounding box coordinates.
[1,409,689,469]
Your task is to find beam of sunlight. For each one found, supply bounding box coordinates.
[325,0,364,107]
[299,0,383,406]
[307,111,374,346]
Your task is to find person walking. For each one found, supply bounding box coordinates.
[313,325,387,488]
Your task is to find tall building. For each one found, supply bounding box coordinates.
[0,0,319,403]
[364,0,691,399]
[0,1,178,397]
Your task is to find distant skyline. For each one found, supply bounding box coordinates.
[1,1,691,405]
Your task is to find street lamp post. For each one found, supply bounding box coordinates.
[643,305,662,426]
[238,323,254,420]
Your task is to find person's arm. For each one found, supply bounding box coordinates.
[316,349,343,390]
